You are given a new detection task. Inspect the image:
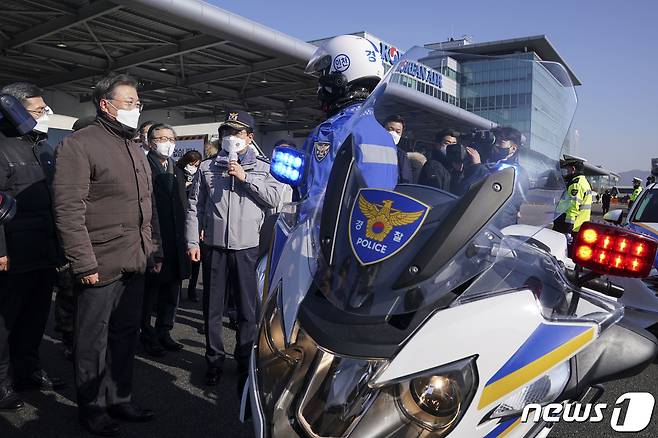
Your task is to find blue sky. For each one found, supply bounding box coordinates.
[212,0,657,172]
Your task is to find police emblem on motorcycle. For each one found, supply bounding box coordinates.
[313,141,331,162]
[349,188,430,265]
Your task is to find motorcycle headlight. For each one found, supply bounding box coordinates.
[490,361,570,419]
[393,356,478,432]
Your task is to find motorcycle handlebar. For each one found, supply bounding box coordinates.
[565,269,625,299]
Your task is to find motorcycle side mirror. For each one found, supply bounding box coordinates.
[603,209,624,225]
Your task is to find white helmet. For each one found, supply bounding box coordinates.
[306,35,385,112]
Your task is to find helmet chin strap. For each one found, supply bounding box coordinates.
[324,87,371,116]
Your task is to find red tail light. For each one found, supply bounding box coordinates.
[573,222,658,278]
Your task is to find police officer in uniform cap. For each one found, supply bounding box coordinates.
[629,177,643,209]
[185,110,282,387]
[554,155,592,235]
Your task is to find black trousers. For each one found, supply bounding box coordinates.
[74,274,144,417]
[141,274,180,339]
[54,269,75,346]
[0,268,56,385]
[202,246,258,371]
[187,260,201,296]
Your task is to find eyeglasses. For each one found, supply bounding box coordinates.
[108,99,144,111]
[26,107,49,118]
[153,136,176,143]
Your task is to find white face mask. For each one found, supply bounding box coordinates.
[184,164,199,175]
[221,135,246,159]
[388,130,401,145]
[155,141,176,158]
[33,107,53,134]
[115,107,141,129]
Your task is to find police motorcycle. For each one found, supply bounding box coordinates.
[245,46,658,438]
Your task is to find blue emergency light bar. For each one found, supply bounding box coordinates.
[270,146,305,186]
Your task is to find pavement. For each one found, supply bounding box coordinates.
[1,202,655,438]
[0,285,254,438]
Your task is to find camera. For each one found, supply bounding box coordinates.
[0,192,17,225]
[446,143,468,165]
[460,129,496,163]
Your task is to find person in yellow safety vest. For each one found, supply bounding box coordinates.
[554,155,592,234]
[629,177,643,209]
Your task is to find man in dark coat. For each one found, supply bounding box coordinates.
[418,128,460,191]
[0,82,66,411]
[52,74,162,437]
[140,123,190,356]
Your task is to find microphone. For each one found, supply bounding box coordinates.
[229,150,238,191]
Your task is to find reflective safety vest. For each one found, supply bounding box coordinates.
[630,186,642,202]
[556,174,592,232]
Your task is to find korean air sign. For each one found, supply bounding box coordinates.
[380,42,443,89]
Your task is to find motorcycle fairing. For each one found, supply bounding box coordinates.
[482,416,522,438]
[478,322,596,410]
[371,289,598,438]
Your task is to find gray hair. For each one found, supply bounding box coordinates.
[92,73,138,109]
[0,82,43,104]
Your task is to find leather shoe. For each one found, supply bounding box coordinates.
[187,290,199,302]
[108,402,154,423]
[206,368,223,386]
[79,413,120,436]
[159,334,184,351]
[0,385,23,410]
[141,336,166,357]
[14,370,66,391]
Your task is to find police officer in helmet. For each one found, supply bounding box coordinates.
[554,155,592,235]
[629,177,643,209]
[300,35,392,199]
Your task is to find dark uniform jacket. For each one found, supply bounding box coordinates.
[146,152,189,282]
[0,131,61,273]
[52,116,162,286]
[418,150,451,191]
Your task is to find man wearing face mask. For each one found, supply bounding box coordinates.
[418,128,460,190]
[139,123,189,356]
[52,74,162,436]
[185,110,282,388]
[484,126,530,229]
[0,82,66,411]
[383,115,412,184]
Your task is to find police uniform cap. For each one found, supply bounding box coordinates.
[219,110,255,131]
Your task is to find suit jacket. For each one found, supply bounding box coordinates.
[147,152,189,281]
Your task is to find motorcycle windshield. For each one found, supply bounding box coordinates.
[303,46,581,319]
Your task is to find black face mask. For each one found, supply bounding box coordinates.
[491,145,512,162]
